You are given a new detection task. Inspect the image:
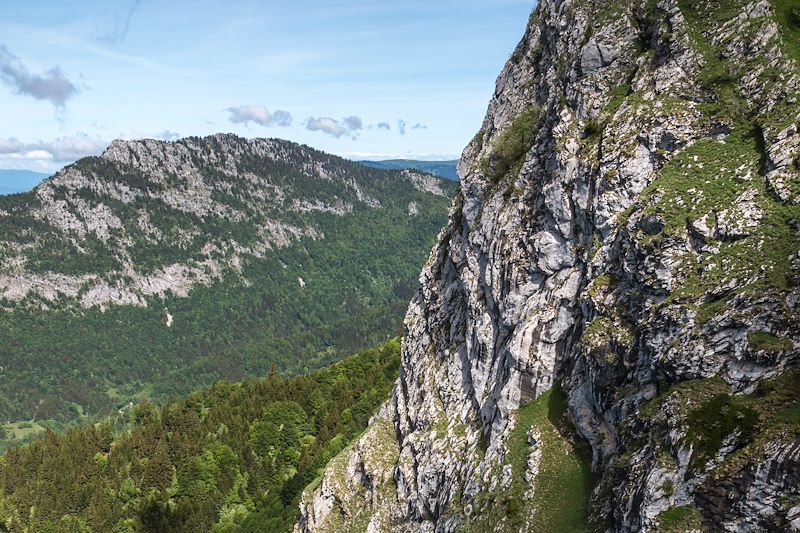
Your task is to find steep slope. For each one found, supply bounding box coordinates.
[298,0,800,531]
[0,134,453,437]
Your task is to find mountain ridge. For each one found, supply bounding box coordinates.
[0,133,449,310]
[0,133,454,435]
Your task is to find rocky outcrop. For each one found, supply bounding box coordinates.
[298,0,800,531]
[0,135,448,310]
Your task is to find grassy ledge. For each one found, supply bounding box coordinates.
[656,505,705,532]
[460,386,596,532]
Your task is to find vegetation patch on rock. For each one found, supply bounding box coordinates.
[481,106,541,185]
[460,386,596,532]
[655,505,705,533]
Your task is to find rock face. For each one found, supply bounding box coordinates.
[0,134,448,310]
[298,0,800,531]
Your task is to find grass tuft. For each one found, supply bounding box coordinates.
[685,394,759,470]
[656,505,704,532]
[747,331,793,353]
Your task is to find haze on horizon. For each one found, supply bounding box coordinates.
[0,0,535,174]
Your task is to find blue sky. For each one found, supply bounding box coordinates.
[0,0,535,173]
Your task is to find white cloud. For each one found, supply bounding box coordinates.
[342,116,362,131]
[305,115,363,138]
[306,117,346,137]
[227,105,293,127]
[0,45,78,107]
[42,134,109,161]
[0,137,25,154]
[0,133,109,172]
[270,110,293,127]
[371,120,426,134]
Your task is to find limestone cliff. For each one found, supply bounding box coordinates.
[298,0,800,531]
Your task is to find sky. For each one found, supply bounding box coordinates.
[0,0,536,173]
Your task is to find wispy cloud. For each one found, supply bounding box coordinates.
[99,0,142,45]
[305,115,363,139]
[227,105,293,127]
[370,120,425,134]
[0,45,78,107]
[5,24,182,73]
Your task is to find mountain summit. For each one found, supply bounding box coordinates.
[299,0,800,531]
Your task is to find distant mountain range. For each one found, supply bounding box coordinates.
[0,169,50,195]
[359,159,459,181]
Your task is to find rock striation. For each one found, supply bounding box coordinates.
[298,0,800,531]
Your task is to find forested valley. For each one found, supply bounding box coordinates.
[0,339,401,532]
